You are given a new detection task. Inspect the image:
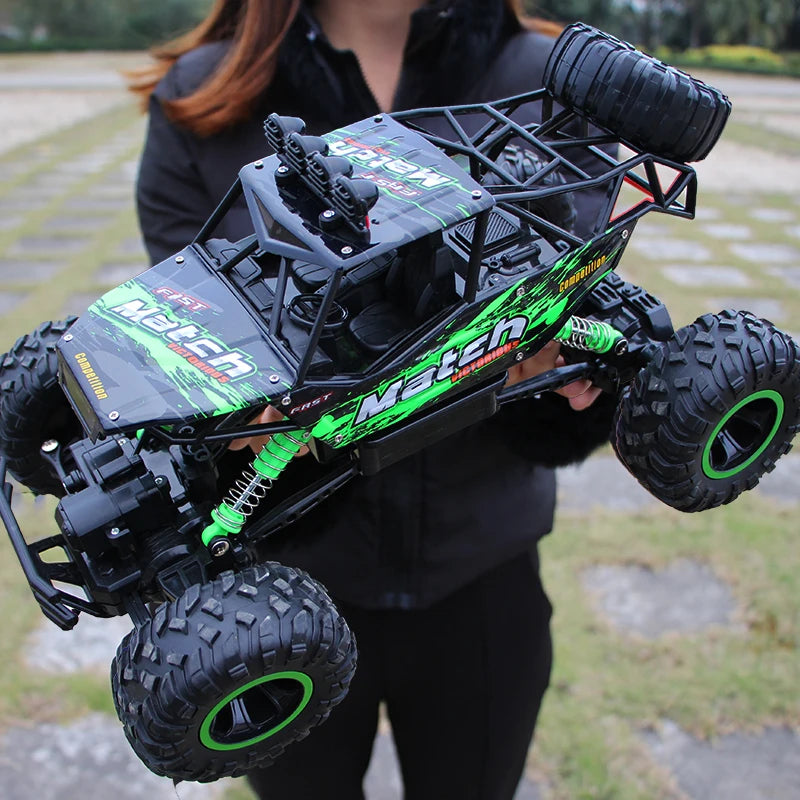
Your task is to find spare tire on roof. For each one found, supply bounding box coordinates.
[544,23,731,163]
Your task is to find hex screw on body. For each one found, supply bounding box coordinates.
[210,538,231,557]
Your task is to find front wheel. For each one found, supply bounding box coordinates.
[0,318,82,496]
[111,564,357,782]
[613,310,800,511]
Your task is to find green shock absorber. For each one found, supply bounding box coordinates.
[202,429,311,549]
[554,316,628,355]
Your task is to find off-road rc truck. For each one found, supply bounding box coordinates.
[1,23,799,783]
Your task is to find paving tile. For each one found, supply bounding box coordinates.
[641,720,800,800]
[749,207,796,223]
[730,242,800,264]
[60,292,103,317]
[46,213,112,232]
[0,195,50,213]
[25,614,132,673]
[707,296,785,322]
[103,163,139,183]
[12,184,69,202]
[752,453,800,505]
[89,183,135,201]
[629,237,713,261]
[69,195,133,212]
[723,194,756,206]
[1,260,67,283]
[0,291,28,313]
[0,214,25,231]
[662,264,751,287]
[7,234,91,257]
[766,265,800,290]
[557,455,658,513]
[27,172,81,191]
[702,223,752,240]
[0,163,28,182]
[784,224,800,239]
[95,261,146,286]
[581,560,739,638]
[57,156,112,175]
[365,732,404,800]
[694,206,722,221]
[0,714,229,800]
[116,236,148,259]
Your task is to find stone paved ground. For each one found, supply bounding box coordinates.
[1,57,798,800]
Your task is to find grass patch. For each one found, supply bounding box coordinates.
[722,121,800,159]
[0,493,114,730]
[221,780,258,800]
[658,45,800,78]
[532,496,800,798]
[619,195,800,332]
[0,104,145,351]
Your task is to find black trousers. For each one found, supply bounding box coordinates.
[247,549,553,800]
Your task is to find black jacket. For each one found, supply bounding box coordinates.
[136,0,616,609]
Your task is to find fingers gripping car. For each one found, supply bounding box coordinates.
[1,24,799,783]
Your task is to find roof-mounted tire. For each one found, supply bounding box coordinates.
[544,23,731,163]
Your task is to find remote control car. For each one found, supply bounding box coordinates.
[1,23,798,783]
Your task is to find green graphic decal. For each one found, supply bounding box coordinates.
[89,282,287,416]
[321,120,483,228]
[311,233,622,447]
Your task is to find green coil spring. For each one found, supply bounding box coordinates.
[554,316,627,355]
[201,429,311,548]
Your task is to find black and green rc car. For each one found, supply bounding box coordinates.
[1,23,798,783]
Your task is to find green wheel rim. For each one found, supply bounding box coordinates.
[702,390,784,480]
[199,671,313,752]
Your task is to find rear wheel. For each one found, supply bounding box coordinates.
[544,23,731,162]
[0,319,81,495]
[111,563,357,782]
[613,311,800,511]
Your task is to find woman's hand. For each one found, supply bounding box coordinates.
[504,340,602,411]
[228,406,310,455]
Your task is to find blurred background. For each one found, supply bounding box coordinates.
[0,1,798,799]
[3,0,800,69]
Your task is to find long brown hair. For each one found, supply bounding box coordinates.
[128,0,560,137]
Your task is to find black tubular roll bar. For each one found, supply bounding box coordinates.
[187,89,696,403]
